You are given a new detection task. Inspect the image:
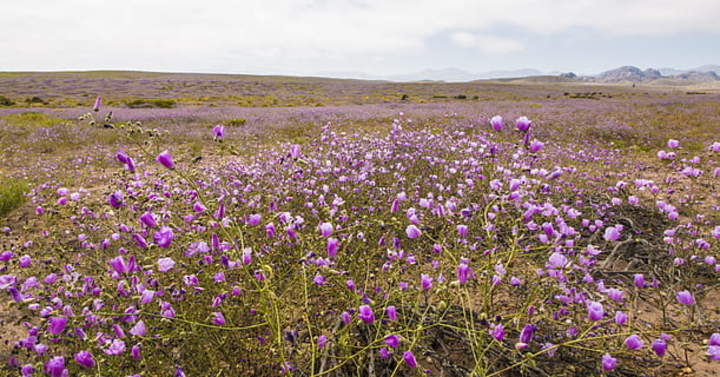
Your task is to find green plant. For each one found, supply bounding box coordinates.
[0,95,15,106]
[0,177,28,218]
[226,118,247,127]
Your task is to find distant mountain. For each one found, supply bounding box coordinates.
[313,64,719,83]
[595,65,719,82]
[660,65,720,77]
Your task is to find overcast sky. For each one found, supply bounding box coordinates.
[2,0,719,77]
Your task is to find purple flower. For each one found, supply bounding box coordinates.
[604,226,621,241]
[624,334,644,350]
[109,256,129,275]
[490,323,505,341]
[403,351,417,368]
[529,139,544,153]
[633,273,645,288]
[157,257,176,272]
[319,222,333,237]
[709,345,720,361]
[104,338,126,355]
[358,305,375,324]
[406,224,421,239]
[667,139,680,148]
[48,316,68,335]
[116,150,129,163]
[547,252,568,269]
[516,116,532,132]
[131,344,142,360]
[44,356,65,377]
[129,320,146,337]
[457,224,468,237]
[213,124,225,139]
[140,212,157,228]
[675,290,695,305]
[74,351,96,369]
[108,191,124,208]
[518,324,535,347]
[385,335,400,348]
[156,150,175,169]
[601,353,617,371]
[710,333,720,346]
[315,335,328,349]
[211,312,226,326]
[420,274,433,291]
[652,338,667,356]
[587,301,604,321]
[290,144,301,158]
[21,364,34,377]
[614,311,628,325]
[457,262,473,284]
[385,305,398,321]
[490,115,503,132]
[153,226,174,248]
[327,237,339,258]
[93,96,102,111]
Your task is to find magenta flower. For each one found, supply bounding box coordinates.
[675,290,695,305]
[44,356,65,377]
[457,262,473,284]
[48,316,68,335]
[213,124,225,139]
[309,335,326,350]
[108,191,125,208]
[420,274,432,291]
[129,320,147,337]
[156,150,175,169]
[385,335,400,348]
[153,226,174,248]
[74,351,95,369]
[529,139,544,153]
[290,144,301,158]
[211,312,226,326]
[601,353,617,371]
[614,311,628,325]
[358,305,375,324]
[490,323,505,341]
[624,334,644,350]
[319,222,333,237]
[140,212,157,228]
[327,237,339,258]
[667,139,680,148]
[490,115,503,132]
[157,257,176,272]
[633,273,645,288]
[603,226,621,241]
[652,338,667,356]
[104,338,126,355]
[385,305,398,321]
[516,116,532,132]
[587,301,604,321]
[403,351,417,368]
[406,224,421,239]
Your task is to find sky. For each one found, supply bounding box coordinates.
[1,0,719,78]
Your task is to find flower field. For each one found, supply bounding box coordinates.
[1,74,719,376]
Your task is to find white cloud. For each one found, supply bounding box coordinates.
[0,0,719,73]
[450,32,524,55]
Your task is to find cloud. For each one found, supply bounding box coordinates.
[1,0,719,73]
[450,32,524,55]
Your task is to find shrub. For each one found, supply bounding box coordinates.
[226,118,247,127]
[0,95,15,106]
[0,177,28,218]
[25,96,46,104]
[126,99,177,108]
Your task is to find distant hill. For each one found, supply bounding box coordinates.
[594,65,719,83]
